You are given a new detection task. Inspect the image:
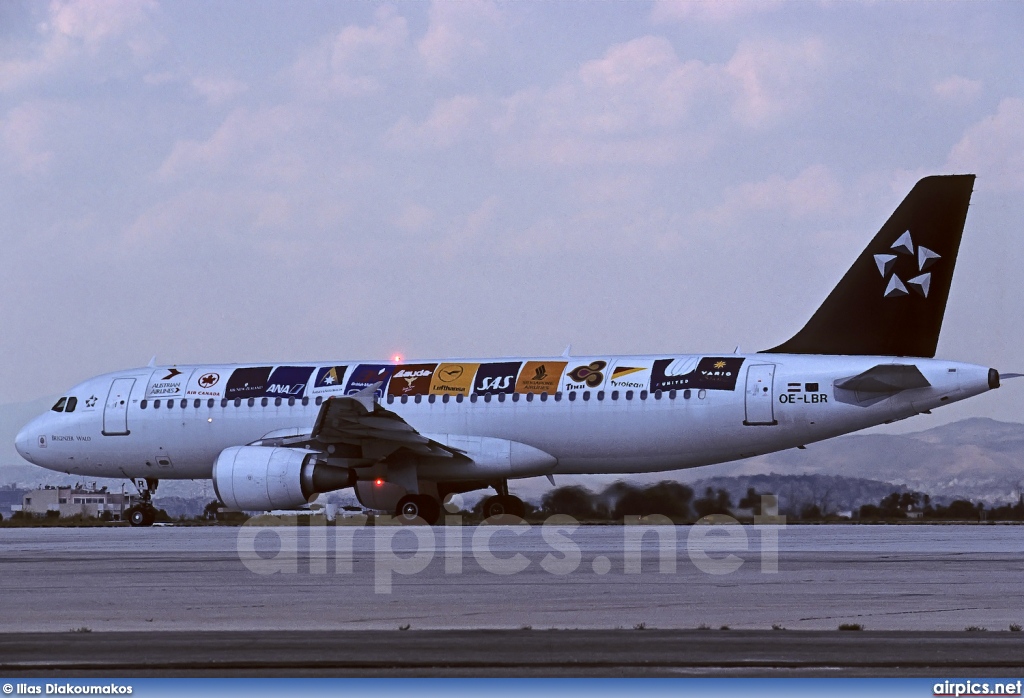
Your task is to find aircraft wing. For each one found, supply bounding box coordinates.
[835,364,931,393]
[309,385,454,459]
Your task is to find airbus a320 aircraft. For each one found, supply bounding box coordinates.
[15,175,1012,526]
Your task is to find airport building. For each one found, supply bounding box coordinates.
[15,485,137,520]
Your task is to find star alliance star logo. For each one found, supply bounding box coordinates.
[85,396,98,408]
[874,230,940,299]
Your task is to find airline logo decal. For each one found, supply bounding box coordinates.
[607,361,652,390]
[874,230,940,299]
[388,363,438,396]
[345,364,394,398]
[185,370,223,398]
[650,357,745,392]
[146,368,192,399]
[565,361,607,391]
[473,362,522,394]
[264,366,314,398]
[224,367,273,399]
[515,361,566,394]
[311,366,348,395]
[430,363,479,395]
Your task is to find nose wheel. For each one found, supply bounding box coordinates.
[126,477,159,527]
[481,494,525,520]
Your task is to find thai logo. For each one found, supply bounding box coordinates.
[874,230,940,299]
[198,373,219,388]
[567,361,607,388]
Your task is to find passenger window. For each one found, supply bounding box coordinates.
[140,400,148,409]
[498,394,506,403]
[442,395,450,404]
[65,397,77,412]
[611,390,619,400]
[260,398,268,407]
[470,395,478,403]
[640,390,648,400]
[456,395,464,403]
[52,397,67,413]
[155,400,162,409]
[626,390,633,400]
[669,390,677,399]
[400,395,408,404]
[208,399,215,408]
[414,395,422,404]
[554,392,562,402]
[387,395,394,404]
[484,394,492,403]
[597,391,605,401]
[194,399,201,408]
[698,390,706,399]
[526,393,533,402]
[234,399,241,407]
[288,397,295,407]
[582,391,590,401]
[655,390,663,400]
[274,397,282,407]
[302,397,309,406]
[248,398,255,407]
[180,399,187,408]
[428,395,436,404]
[512,394,520,402]
[540,393,548,402]
[684,389,691,399]
[316,396,323,406]
[568,392,577,402]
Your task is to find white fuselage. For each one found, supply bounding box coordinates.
[15,353,993,482]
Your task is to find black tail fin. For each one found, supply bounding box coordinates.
[766,174,975,358]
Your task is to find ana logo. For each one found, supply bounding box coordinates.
[162,368,183,380]
[437,366,464,383]
[874,230,940,299]
[198,373,219,388]
[568,361,607,388]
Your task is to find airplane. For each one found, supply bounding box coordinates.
[14,174,1014,526]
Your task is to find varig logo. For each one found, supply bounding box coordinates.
[198,373,219,388]
[874,230,940,299]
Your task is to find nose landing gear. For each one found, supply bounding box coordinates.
[125,478,159,527]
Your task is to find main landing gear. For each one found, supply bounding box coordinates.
[395,494,442,525]
[125,478,158,527]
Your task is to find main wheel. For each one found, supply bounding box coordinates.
[482,495,525,520]
[395,495,441,525]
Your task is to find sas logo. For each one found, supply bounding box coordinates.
[473,362,522,395]
[567,361,607,388]
[198,373,219,389]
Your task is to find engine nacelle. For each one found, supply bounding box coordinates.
[212,446,355,511]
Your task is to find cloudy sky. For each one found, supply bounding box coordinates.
[2,0,1023,428]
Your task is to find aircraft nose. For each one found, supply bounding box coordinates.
[15,420,39,464]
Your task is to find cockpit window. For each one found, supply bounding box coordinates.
[65,397,78,413]
[52,397,67,413]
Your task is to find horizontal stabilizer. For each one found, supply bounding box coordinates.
[835,364,930,393]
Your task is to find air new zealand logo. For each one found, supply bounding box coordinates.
[873,230,940,299]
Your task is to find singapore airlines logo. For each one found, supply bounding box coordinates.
[874,230,940,299]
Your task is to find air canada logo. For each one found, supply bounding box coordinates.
[874,230,940,299]
[198,373,219,388]
[567,361,607,388]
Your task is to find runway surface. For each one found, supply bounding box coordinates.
[1,629,1023,677]
[1,524,1023,634]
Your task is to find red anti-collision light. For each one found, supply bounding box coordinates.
[375,478,384,487]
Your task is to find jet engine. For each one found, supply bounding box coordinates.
[212,446,355,511]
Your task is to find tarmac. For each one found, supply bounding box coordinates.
[1,524,1023,676]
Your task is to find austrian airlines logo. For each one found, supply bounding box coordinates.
[874,230,940,299]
